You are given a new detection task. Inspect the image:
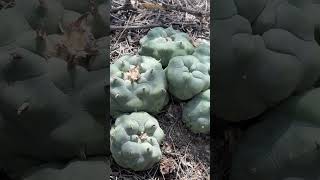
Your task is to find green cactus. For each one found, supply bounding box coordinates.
[61,10,81,30]
[58,0,106,13]
[231,88,320,180]
[14,0,64,34]
[22,158,110,180]
[0,47,108,178]
[12,30,48,57]
[193,42,210,72]
[139,27,194,67]
[182,89,210,134]
[87,3,109,39]
[0,8,32,47]
[165,55,210,100]
[0,0,109,178]
[110,112,165,171]
[110,55,169,117]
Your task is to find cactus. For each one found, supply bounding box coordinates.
[0,47,108,178]
[165,55,210,100]
[87,3,109,38]
[58,0,106,13]
[110,112,165,171]
[231,88,320,180]
[22,158,110,180]
[139,27,194,67]
[0,8,32,46]
[61,10,81,30]
[193,42,210,73]
[14,0,64,34]
[182,89,210,134]
[0,0,109,177]
[214,0,320,121]
[110,55,168,117]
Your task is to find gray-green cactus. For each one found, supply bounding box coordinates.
[182,89,210,134]
[0,9,32,47]
[165,55,210,100]
[58,0,106,13]
[139,27,194,67]
[193,42,210,73]
[110,112,165,171]
[0,1,109,178]
[14,0,64,34]
[87,3,109,38]
[22,158,110,180]
[110,55,169,117]
[12,30,48,57]
[61,10,81,30]
[230,87,320,180]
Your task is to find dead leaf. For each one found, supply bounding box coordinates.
[160,156,176,175]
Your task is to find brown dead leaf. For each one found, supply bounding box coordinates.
[160,156,177,175]
[141,2,164,10]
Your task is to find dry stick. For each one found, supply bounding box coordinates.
[162,4,209,17]
[111,2,209,17]
[111,4,137,13]
[111,0,136,13]
[111,22,198,31]
[111,24,168,31]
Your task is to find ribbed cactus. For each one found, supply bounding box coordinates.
[14,0,64,34]
[58,0,106,13]
[183,89,210,134]
[0,9,32,47]
[139,27,194,67]
[22,158,110,180]
[0,0,109,178]
[193,42,210,73]
[110,55,168,117]
[110,112,165,171]
[0,47,107,178]
[231,88,320,180]
[165,55,210,100]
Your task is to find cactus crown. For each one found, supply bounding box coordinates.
[110,112,165,171]
[124,65,141,82]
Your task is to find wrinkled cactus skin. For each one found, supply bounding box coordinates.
[0,9,32,47]
[214,0,320,121]
[110,55,169,117]
[110,112,165,171]
[193,42,210,73]
[61,10,81,30]
[165,55,210,100]
[0,0,109,176]
[139,27,194,67]
[231,88,320,180]
[0,48,108,178]
[14,0,64,34]
[87,3,109,39]
[58,0,106,13]
[182,90,210,134]
[22,158,110,180]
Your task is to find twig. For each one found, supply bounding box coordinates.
[111,0,209,17]
[111,24,168,31]
[111,0,137,13]
[111,22,198,31]
[162,4,209,17]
